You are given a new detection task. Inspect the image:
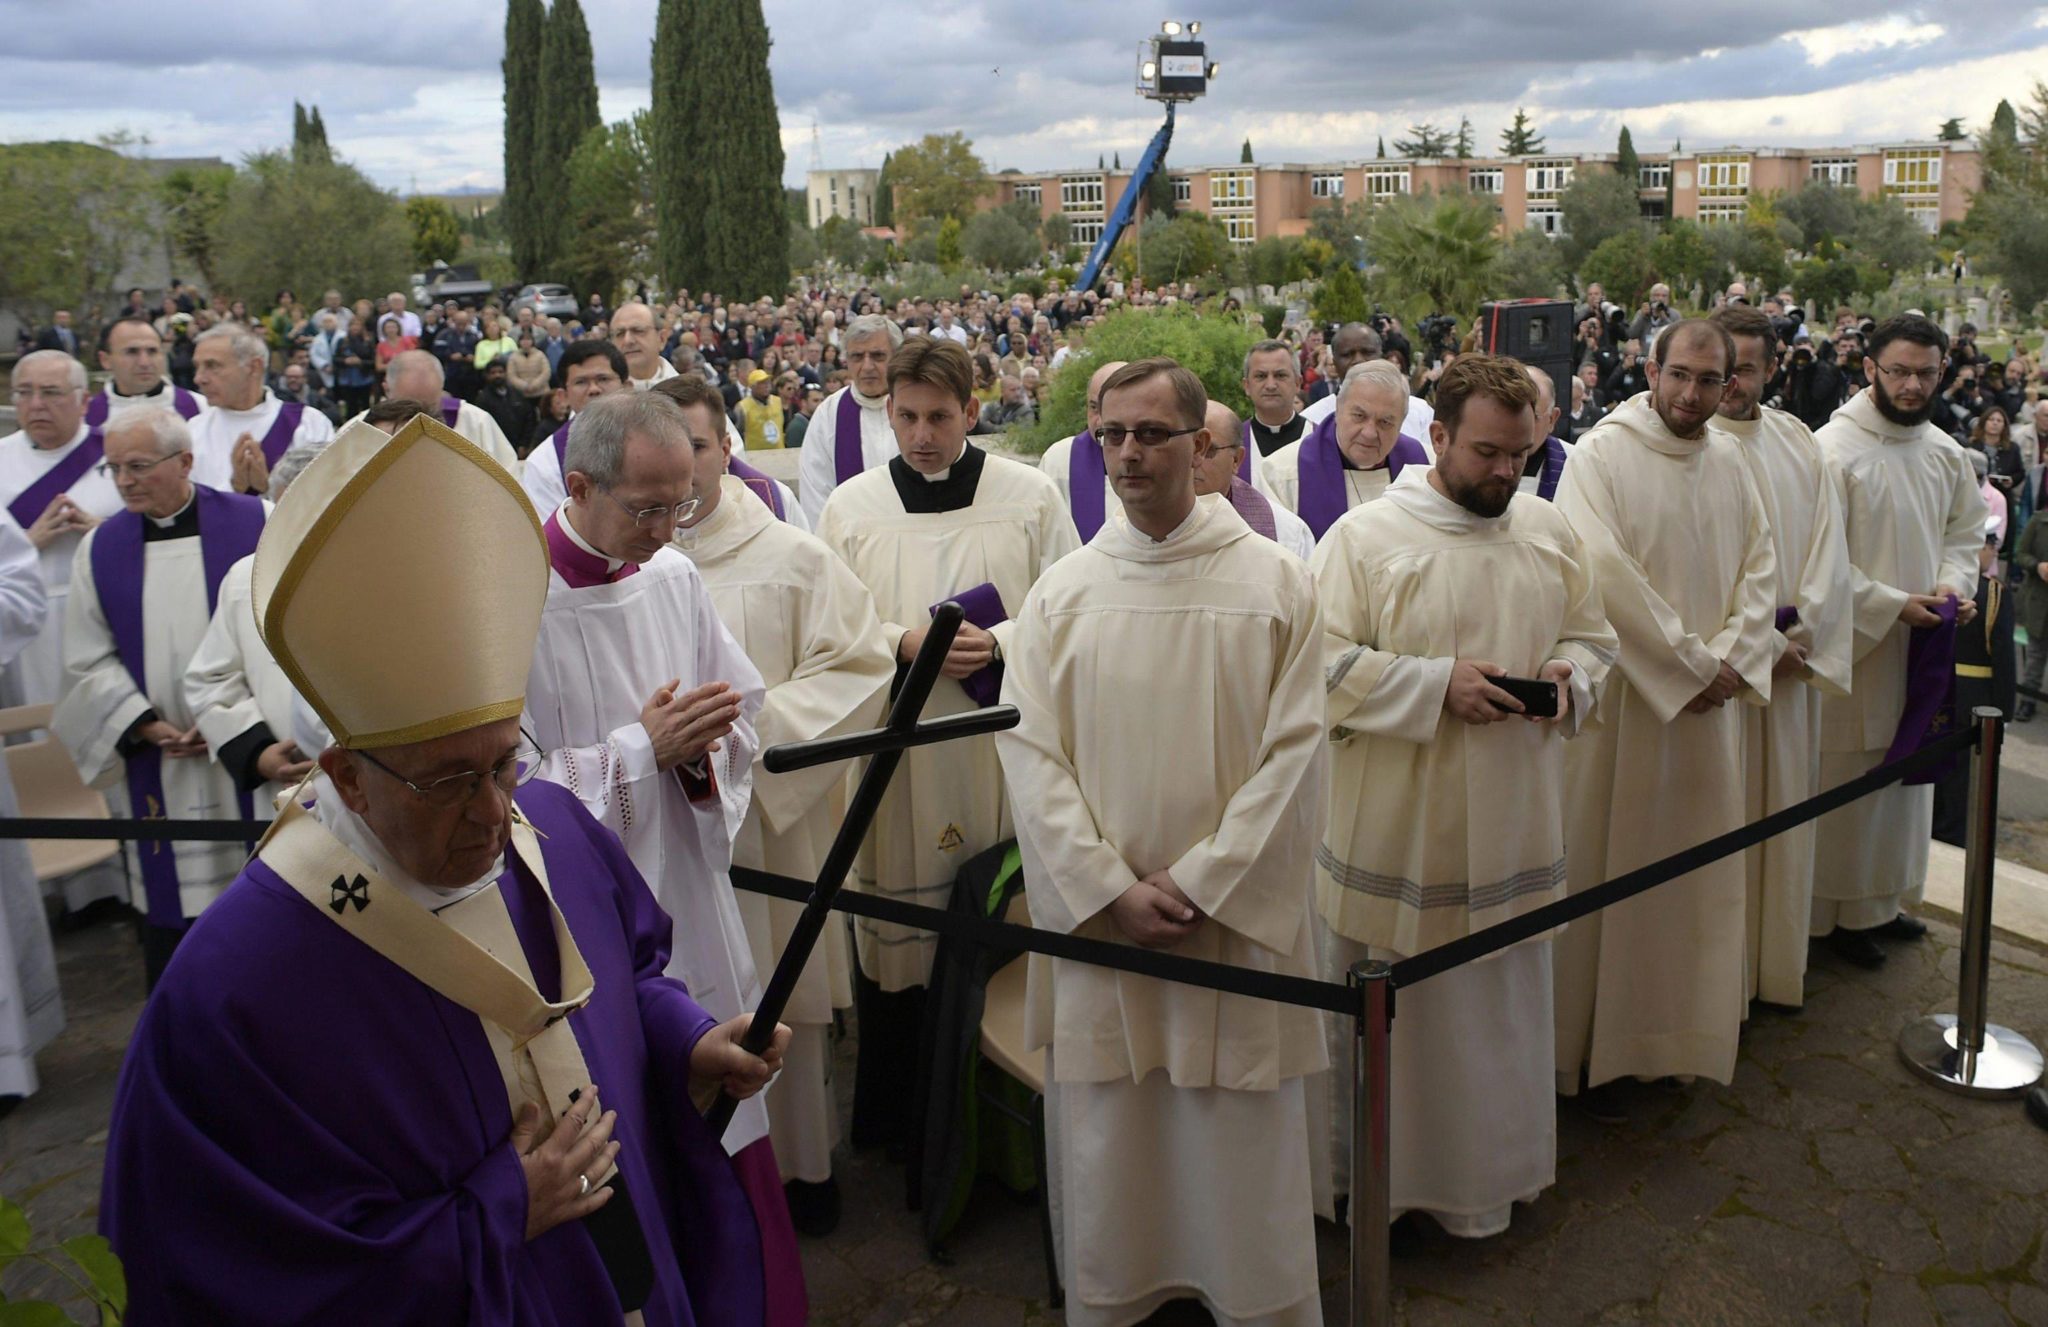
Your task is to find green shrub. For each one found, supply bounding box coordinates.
[1007,304,1261,454]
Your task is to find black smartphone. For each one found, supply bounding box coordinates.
[1491,674,1559,718]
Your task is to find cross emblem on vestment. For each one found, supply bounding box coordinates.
[329,873,371,914]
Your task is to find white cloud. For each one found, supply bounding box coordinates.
[1786,16,1944,66]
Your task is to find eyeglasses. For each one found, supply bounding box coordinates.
[1659,367,1727,392]
[356,732,542,808]
[1875,363,1942,386]
[1097,424,1203,448]
[10,387,80,403]
[96,453,184,481]
[599,486,701,530]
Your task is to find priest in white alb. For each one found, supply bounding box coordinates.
[351,349,519,473]
[188,323,334,498]
[1707,306,1853,1002]
[519,392,808,1325]
[1196,399,1315,561]
[1811,315,1984,967]
[1258,361,1431,544]
[1313,355,1615,1235]
[817,336,1078,1152]
[1552,320,1777,1099]
[0,508,58,1106]
[796,314,901,526]
[89,316,203,427]
[52,408,268,986]
[998,358,1329,1326]
[1036,360,1127,542]
[665,373,894,1236]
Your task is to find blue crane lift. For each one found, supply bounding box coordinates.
[1077,103,1175,293]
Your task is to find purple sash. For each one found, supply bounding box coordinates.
[1228,475,1278,541]
[440,395,463,428]
[257,400,306,466]
[725,456,787,521]
[1885,595,1960,786]
[932,582,1007,707]
[84,385,201,428]
[90,486,266,927]
[834,389,866,485]
[1296,415,1429,541]
[551,419,573,468]
[7,429,103,530]
[1535,435,1568,502]
[1067,430,1109,542]
[544,510,638,589]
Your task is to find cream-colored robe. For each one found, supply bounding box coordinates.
[53,519,251,919]
[1312,469,1614,1234]
[0,426,124,710]
[1811,390,1984,931]
[1553,395,1777,1090]
[817,446,1078,991]
[997,496,1326,1325]
[1711,407,1853,1004]
[1254,437,1430,526]
[674,475,894,1182]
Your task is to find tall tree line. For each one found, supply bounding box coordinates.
[502,0,600,280]
[502,0,544,275]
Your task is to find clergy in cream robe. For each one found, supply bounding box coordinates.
[999,493,1329,1327]
[1256,362,1433,542]
[1709,322,1855,1007]
[90,316,203,428]
[0,419,123,709]
[0,510,60,1099]
[1037,360,1129,541]
[1314,442,1614,1235]
[1198,400,1316,563]
[1553,387,1777,1090]
[1300,377,1434,438]
[795,316,903,526]
[676,471,894,1187]
[55,443,267,983]
[188,386,335,493]
[1812,384,1984,934]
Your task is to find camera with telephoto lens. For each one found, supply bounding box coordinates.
[1418,314,1457,357]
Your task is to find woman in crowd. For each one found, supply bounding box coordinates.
[474,310,518,373]
[507,329,552,403]
[333,318,380,419]
[373,318,413,394]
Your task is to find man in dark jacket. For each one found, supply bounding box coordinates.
[472,355,536,454]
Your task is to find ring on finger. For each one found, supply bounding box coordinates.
[578,1172,591,1196]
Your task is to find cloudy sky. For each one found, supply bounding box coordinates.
[4,2,2046,193]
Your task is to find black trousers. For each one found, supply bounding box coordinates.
[851,968,926,1155]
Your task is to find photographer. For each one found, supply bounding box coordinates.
[1600,338,1648,407]
[1772,328,1844,432]
[1942,363,1988,438]
[1627,282,1679,347]
[1834,329,1869,395]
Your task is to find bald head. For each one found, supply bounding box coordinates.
[1193,399,1245,498]
[610,301,662,378]
[1085,359,1128,433]
[386,349,446,402]
[1523,363,1560,444]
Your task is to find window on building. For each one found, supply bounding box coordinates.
[1311,172,1344,198]
[1014,182,1042,206]
[1070,219,1105,244]
[1224,216,1256,244]
[1698,199,1748,225]
[1060,177,1106,211]
[1468,168,1503,194]
[1901,199,1940,232]
[1809,157,1858,187]
[1639,163,1671,191]
[1210,169,1255,207]
[1883,149,1942,194]
[1525,205,1565,237]
[1173,176,1192,203]
[1698,154,1750,197]
[1362,165,1410,200]
[1526,159,1574,198]
[814,198,822,226]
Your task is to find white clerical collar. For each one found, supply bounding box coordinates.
[556,500,625,573]
[309,773,501,914]
[108,381,170,406]
[630,359,677,390]
[147,489,197,529]
[920,440,969,481]
[852,387,886,411]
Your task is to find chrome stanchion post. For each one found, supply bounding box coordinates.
[1898,707,2043,1097]
[1348,960,1393,1327]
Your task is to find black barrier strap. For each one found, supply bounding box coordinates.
[1388,725,1980,990]
[730,866,1359,1015]
[0,817,265,841]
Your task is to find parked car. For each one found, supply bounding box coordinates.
[422,262,495,310]
[510,284,581,322]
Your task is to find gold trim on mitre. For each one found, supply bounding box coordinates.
[251,414,548,750]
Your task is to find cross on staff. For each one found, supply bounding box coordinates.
[706,600,1019,1136]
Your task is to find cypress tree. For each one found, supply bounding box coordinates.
[292,102,309,154]
[694,0,788,298]
[308,107,330,160]
[1615,125,1640,183]
[538,0,602,276]
[651,0,703,289]
[1376,135,1386,159]
[875,151,894,229]
[1240,137,1253,163]
[503,0,545,277]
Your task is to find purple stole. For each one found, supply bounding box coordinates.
[1067,430,1110,541]
[1227,476,1278,541]
[550,419,574,468]
[257,400,307,466]
[7,429,103,530]
[439,395,463,428]
[544,511,638,589]
[725,456,788,521]
[932,582,1007,706]
[1296,415,1429,541]
[1534,435,1568,502]
[834,389,867,485]
[1885,595,1960,786]
[90,486,266,928]
[84,385,201,428]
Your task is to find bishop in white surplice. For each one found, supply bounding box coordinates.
[1552,328,1777,1093]
[999,363,1328,1326]
[0,510,60,1099]
[1812,339,1984,943]
[675,420,893,1198]
[1313,359,1615,1238]
[1709,314,1854,1006]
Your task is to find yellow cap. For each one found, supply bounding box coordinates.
[252,414,547,749]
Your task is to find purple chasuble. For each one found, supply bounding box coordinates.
[724,456,787,521]
[833,389,867,486]
[1295,415,1429,541]
[1886,594,1961,786]
[7,428,104,530]
[257,400,307,466]
[932,582,1007,706]
[440,395,464,428]
[99,780,766,1327]
[1534,435,1569,502]
[84,385,202,428]
[89,486,266,927]
[545,511,639,588]
[1227,475,1278,541]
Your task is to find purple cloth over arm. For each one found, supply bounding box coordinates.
[1885,594,1961,786]
[6,428,103,530]
[932,582,1008,706]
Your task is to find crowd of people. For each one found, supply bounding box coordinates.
[0,258,2021,1323]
